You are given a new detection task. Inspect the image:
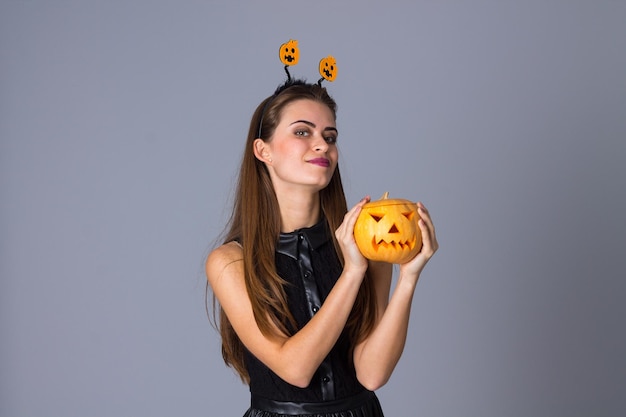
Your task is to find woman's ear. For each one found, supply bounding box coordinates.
[253,138,272,164]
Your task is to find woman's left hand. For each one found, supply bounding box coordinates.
[399,202,439,276]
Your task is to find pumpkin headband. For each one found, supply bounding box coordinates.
[278,39,337,86]
[257,39,337,138]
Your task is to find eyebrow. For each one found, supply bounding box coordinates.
[289,119,338,133]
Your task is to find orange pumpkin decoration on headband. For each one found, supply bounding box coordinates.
[279,39,299,66]
[354,192,422,264]
[319,55,337,82]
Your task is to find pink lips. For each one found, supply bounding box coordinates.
[308,158,331,167]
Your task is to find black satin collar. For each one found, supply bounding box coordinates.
[277,219,330,260]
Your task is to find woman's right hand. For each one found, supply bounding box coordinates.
[335,196,370,275]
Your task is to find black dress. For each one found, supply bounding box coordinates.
[242,219,384,417]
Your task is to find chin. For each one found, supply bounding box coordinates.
[305,178,332,191]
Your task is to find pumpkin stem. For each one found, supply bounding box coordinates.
[381,191,389,200]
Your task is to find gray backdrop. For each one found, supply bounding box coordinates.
[1,1,625,416]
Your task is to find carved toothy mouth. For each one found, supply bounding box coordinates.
[284,55,296,63]
[371,236,417,252]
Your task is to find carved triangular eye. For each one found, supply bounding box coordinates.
[369,213,384,222]
[402,212,414,220]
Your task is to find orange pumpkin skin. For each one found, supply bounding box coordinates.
[354,193,422,264]
[279,39,299,66]
[318,55,337,82]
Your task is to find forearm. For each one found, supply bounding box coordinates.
[276,267,366,386]
[353,272,419,390]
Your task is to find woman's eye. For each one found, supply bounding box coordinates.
[295,130,309,137]
[325,136,337,144]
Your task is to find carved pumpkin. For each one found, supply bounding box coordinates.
[319,55,337,82]
[354,192,422,264]
[279,39,299,66]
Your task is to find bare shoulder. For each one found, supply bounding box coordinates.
[205,241,244,287]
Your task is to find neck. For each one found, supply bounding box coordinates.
[275,188,321,233]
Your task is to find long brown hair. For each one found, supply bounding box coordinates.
[212,82,377,383]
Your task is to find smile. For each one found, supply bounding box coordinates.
[308,158,330,167]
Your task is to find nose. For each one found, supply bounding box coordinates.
[313,134,329,152]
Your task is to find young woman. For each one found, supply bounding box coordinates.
[206,80,438,417]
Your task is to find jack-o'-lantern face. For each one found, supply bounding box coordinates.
[279,39,299,66]
[354,192,422,264]
[319,55,337,82]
